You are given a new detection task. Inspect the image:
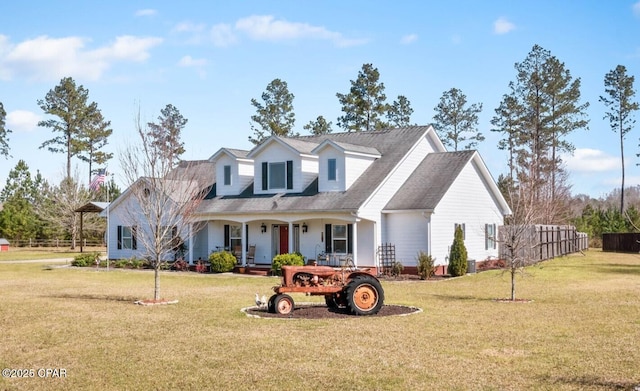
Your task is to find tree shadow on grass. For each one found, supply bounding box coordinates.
[543,374,639,390]
[47,293,139,302]
[591,263,640,276]
[431,294,483,301]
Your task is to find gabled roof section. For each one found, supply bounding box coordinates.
[75,201,110,213]
[247,135,319,158]
[311,139,381,157]
[384,150,512,215]
[384,151,475,211]
[208,148,250,162]
[195,126,431,215]
[111,160,216,211]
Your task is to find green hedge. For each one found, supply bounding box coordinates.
[209,251,237,273]
[271,253,304,275]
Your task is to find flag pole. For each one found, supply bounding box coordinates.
[106,170,110,272]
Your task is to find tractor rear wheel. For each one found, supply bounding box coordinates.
[273,294,294,315]
[267,294,277,313]
[346,276,384,315]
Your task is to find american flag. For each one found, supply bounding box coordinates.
[90,169,106,192]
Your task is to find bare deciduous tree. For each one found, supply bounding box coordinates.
[499,179,543,301]
[119,109,212,301]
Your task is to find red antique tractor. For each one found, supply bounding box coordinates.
[268,264,384,316]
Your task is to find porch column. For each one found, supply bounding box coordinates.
[352,221,358,266]
[241,222,247,266]
[288,222,293,253]
[188,224,193,264]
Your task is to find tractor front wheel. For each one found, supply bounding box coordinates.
[273,294,294,315]
[346,276,384,316]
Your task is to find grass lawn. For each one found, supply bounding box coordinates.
[0,247,105,262]
[0,249,638,390]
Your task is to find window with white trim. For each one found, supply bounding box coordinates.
[269,162,286,189]
[332,224,347,253]
[485,223,496,250]
[230,225,242,252]
[117,225,137,250]
[223,165,231,186]
[328,158,337,181]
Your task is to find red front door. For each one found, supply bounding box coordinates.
[279,225,289,254]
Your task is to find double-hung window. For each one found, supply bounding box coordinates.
[269,162,286,189]
[223,165,231,186]
[262,161,293,191]
[332,224,347,253]
[328,158,337,181]
[117,225,137,250]
[485,223,496,250]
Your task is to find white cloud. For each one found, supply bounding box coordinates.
[0,35,162,81]
[135,9,157,17]
[178,56,207,78]
[400,34,418,45]
[493,17,516,34]
[178,55,207,67]
[6,110,41,132]
[172,21,206,34]
[634,1,640,17]
[235,15,367,47]
[563,148,619,173]
[210,24,238,47]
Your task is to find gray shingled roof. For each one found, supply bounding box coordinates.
[195,126,430,215]
[314,140,381,156]
[384,150,475,211]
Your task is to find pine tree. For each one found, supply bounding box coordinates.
[249,79,296,145]
[303,115,333,135]
[336,63,388,132]
[0,101,11,158]
[146,104,187,167]
[433,87,483,150]
[77,105,113,184]
[599,65,639,214]
[387,95,414,127]
[38,77,107,180]
[447,225,468,276]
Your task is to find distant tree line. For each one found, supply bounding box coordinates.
[0,43,638,248]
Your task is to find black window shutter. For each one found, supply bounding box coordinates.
[347,224,353,254]
[117,225,122,249]
[286,160,293,189]
[262,162,268,190]
[132,226,137,250]
[325,224,332,253]
[224,224,230,249]
[245,224,249,252]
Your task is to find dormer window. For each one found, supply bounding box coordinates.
[269,162,286,189]
[223,165,231,186]
[328,158,337,181]
[262,161,293,191]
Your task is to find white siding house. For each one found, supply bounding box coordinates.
[107,126,511,274]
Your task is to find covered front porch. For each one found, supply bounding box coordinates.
[188,213,377,269]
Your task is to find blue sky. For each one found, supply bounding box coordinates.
[1,1,639,198]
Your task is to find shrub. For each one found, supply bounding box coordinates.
[448,226,468,277]
[172,259,189,271]
[129,258,145,269]
[114,259,128,268]
[209,251,236,273]
[416,251,436,280]
[72,252,100,267]
[271,253,304,275]
[390,261,404,277]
